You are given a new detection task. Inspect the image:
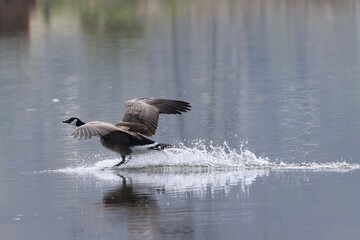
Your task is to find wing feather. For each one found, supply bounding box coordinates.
[83,128,90,139]
[119,98,191,136]
[71,121,138,140]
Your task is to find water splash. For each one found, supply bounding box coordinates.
[39,140,360,196]
[55,140,360,172]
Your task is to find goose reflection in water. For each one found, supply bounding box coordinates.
[102,175,195,239]
[102,174,163,206]
[102,175,163,239]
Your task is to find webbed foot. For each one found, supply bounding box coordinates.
[112,156,126,168]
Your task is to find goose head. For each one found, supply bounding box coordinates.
[62,117,85,127]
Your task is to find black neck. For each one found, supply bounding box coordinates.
[76,119,86,127]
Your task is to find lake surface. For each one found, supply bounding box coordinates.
[1,0,360,239]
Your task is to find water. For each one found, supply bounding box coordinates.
[1,0,360,239]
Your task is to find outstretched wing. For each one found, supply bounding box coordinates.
[72,121,137,140]
[117,98,191,136]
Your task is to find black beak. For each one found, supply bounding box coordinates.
[62,119,70,123]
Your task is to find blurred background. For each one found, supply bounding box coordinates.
[2,1,360,240]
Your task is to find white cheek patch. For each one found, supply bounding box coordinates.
[70,120,77,126]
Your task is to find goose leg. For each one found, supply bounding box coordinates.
[113,155,126,168]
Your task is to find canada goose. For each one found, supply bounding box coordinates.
[63,97,191,167]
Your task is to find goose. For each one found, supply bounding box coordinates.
[63,97,191,167]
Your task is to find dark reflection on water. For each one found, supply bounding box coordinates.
[102,175,166,240]
[1,0,360,239]
[102,175,158,206]
[0,0,35,36]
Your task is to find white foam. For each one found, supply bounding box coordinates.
[52,165,268,195]
[37,140,360,195]
[52,140,360,174]
[115,169,268,195]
